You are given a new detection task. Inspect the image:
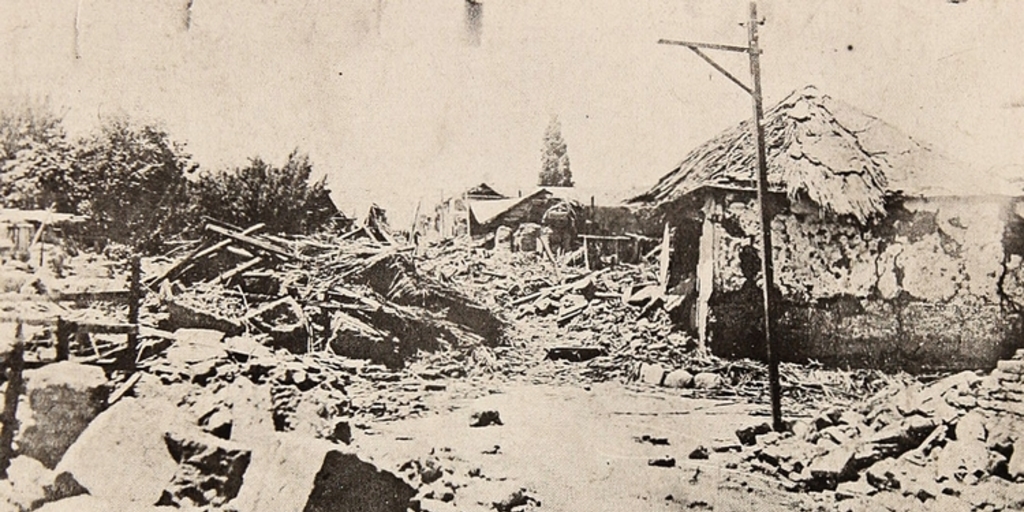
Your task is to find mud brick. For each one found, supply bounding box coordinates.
[996,360,1024,375]
[988,370,1019,384]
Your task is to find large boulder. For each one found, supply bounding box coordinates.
[56,398,187,508]
[1,456,87,511]
[15,362,109,468]
[231,433,416,512]
[157,428,252,508]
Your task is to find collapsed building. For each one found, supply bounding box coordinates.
[631,85,1024,372]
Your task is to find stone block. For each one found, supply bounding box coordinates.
[469,410,502,427]
[996,360,1024,375]
[692,372,724,389]
[1008,438,1024,479]
[157,428,252,508]
[736,422,772,446]
[662,369,694,388]
[954,411,987,442]
[636,363,666,386]
[15,362,109,468]
[808,447,857,490]
[231,434,416,512]
[56,398,186,508]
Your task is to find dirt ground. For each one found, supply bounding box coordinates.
[356,377,809,512]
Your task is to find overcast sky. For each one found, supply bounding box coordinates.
[2,0,1022,223]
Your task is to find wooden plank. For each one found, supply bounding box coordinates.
[578,235,631,241]
[557,302,589,324]
[205,224,293,260]
[658,223,671,293]
[77,322,139,335]
[583,237,590,271]
[339,225,366,240]
[107,373,142,406]
[212,257,263,284]
[696,197,717,353]
[148,223,265,289]
[223,245,256,259]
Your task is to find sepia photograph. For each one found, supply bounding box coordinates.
[1,1,1023,511]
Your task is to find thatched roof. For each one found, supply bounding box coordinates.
[632,85,1014,223]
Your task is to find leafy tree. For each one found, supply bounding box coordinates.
[189,151,337,235]
[539,115,573,187]
[0,103,81,211]
[73,117,197,252]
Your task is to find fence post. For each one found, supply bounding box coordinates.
[0,321,26,478]
[126,256,141,369]
[55,317,71,361]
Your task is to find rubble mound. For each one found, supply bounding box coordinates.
[732,351,1024,510]
[149,223,506,369]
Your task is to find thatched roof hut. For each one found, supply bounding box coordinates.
[631,85,1014,223]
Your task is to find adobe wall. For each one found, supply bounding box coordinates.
[703,193,1024,372]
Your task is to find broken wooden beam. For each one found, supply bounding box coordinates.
[205,224,294,260]
[212,257,263,285]
[148,222,266,289]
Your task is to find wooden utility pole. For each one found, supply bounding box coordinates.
[658,1,783,431]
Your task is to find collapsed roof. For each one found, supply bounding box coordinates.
[631,85,1016,223]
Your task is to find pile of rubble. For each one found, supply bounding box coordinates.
[148,222,504,369]
[0,322,522,512]
[727,351,1024,511]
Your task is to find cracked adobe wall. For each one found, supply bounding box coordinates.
[704,191,1024,372]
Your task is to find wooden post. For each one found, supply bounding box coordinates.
[583,237,590,271]
[658,223,671,293]
[746,1,783,432]
[656,0,783,432]
[0,321,25,478]
[126,255,141,369]
[56,316,71,361]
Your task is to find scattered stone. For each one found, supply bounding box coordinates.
[647,456,676,468]
[808,446,856,490]
[417,497,458,512]
[663,369,694,388]
[15,361,109,468]
[492,487,540,512]
[637,363,666,386]
[692,372,724,389]
[157,428,252,508]
[634,434,670,446]
[1008,437,1024,479]
[469,410,503,427]
[954,410,987,442]
[835,478,875,500]
[199,407,233,440]
[736,422,772,446]
[329,420,353,445]
[688,445,710,460]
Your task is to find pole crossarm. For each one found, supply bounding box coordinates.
[657,38,759,55]
[687,47,752,95]
[658,1,783,432]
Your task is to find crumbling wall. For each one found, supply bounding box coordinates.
[704,192,1023,371]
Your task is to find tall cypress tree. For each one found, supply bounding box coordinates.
[539,115,573,187]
